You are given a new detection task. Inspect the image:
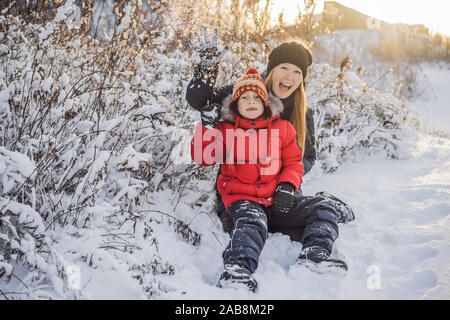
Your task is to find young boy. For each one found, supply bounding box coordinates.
[191,68,303,292]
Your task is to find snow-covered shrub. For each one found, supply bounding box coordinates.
[312,29,449,101]
[0,2,199,298]
[308,63,411,172]
[0,148,84,299]
[0,148,45,280]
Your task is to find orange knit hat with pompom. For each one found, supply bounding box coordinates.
[230,67,269,108]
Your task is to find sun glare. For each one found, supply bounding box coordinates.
[271,0,450,36]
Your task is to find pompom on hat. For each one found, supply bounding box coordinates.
[266,41,313,79]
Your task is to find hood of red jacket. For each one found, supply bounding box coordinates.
[220,92,284,128]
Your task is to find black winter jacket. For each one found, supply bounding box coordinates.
[185,69,317,174]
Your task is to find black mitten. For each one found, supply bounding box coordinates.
[272,182,295,216]
[190,29,229,87]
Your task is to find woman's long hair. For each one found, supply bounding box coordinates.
[265,70,308,152]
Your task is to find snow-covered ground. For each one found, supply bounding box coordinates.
[144,132,449,300]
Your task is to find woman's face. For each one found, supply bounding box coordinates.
[237,90,265,120]
[271,63,303,99]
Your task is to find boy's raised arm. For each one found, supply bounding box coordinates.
[187,29,232,111]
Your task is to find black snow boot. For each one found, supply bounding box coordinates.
[297,246,348,274]
[217,265,257,292]
[315,191,355,224]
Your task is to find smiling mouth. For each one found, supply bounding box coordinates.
[279,82,292,91]
[246,108,258,111]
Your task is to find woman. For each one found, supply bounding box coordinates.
[187,33,353,275]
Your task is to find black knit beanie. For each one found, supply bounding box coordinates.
[266,41,313,79]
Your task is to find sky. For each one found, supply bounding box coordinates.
[271,0,450,36]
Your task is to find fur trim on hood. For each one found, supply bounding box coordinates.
[220,92,285,123]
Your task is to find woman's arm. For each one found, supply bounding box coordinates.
[303,108,317,174]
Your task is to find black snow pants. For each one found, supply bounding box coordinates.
[222,196,339,273]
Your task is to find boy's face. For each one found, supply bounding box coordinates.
[237,90,265,120]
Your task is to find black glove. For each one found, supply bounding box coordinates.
[272,182,295,216]
[190,29,230,68]
[190,29,229,87]
[201,102,222,128]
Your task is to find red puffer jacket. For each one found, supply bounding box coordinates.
[191,93,303,209]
